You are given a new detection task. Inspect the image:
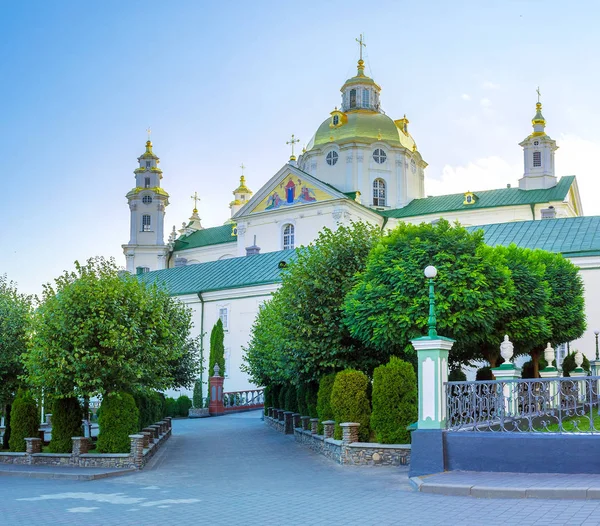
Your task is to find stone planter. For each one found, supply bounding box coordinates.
[188,408,210,419]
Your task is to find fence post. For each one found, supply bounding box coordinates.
[539,342,560,412]
[310,418,319,434]
[322,420,335,439]
[492,336,521,417]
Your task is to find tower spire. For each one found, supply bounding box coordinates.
[532,87,546,136]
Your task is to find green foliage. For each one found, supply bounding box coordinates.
[209,319,225,378]
[305,382,319,418]
[24,257,193,398]
[176,395,192,417]
[8,390,39,452]
[330,370,371,441]
[344,220,513,367]
[317,373,336,433]
[476,367,494,381]
[271,385,281,409]
[134,390,163,429]
[278,386,287,410]
[243,223,380,385]
[370,357,417,444]
[97,392,139,453]
[263,385,272,415]
[296,384,307,416]
[168,337,202,391]
[562,352,591,377]
[0,276,33,408]
[193,379,203,409]
[48,397,83,453]
[164,397,178,417]
[284,385,298,412]
[448,369,467,382]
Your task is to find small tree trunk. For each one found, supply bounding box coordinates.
[531,349,541,378]
[481,348,499,368]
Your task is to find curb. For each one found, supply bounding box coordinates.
[0,467,137,481]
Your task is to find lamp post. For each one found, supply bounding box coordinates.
[424,265,437,337]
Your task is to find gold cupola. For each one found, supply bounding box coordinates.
[230,166,253,218]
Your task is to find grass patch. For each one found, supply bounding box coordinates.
[538,407,600,433]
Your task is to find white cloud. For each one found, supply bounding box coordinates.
[480,98,492,108]
[426,156,520,197]
[461,93,471,101]
[482,80,500,90]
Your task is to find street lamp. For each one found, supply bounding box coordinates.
[595,329,599,360]
[424,265,437,338]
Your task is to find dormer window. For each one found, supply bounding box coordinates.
[533,151,542,167]
[144,177,151,188]
[350,89,357,109]
[333,115,339,126]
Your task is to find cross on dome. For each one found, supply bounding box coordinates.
[356,33,366,62]
[190,191,200,213]
[286,134,300,161]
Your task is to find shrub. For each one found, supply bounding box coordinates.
[448,369,467,382]
[134,390,163,429]
[97,392,139,453]
[271,384,281,409]
[263,385,272,415]
[176,395,192,417]
[48,397,83,453]
[331,370,371,441]
[296,384,307,416]
[305,382,318,418]
[476,367,494,381]
[8,390,39,452]
[562,352,590,377]
[193,379,203,408]
[164,397,178,417]
[370,357,417,444]
[278,386,287,410]
[284,385,298,413]
[316,373,336,433]
[521,358,548,379]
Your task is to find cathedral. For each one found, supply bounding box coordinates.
[123,44,599,393]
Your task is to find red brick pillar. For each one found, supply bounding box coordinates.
[209,364,225,416]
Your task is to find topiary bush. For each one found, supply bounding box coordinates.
[305,382,318,418]
[278,385,287,410]
[370,357,417,444]
[317,373,336,433]
[476,367,494,381]
[164,397,178,417]
[448,368,467,382]
[97,392,140,453]
[562,352,590,377]
[48,397,83,453]
[176,395,192,417]
[331,370,371,441]
[8,390,39,452]
[193,379,203,409]
[284,385,298,413]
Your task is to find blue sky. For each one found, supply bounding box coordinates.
[2,1,599,295]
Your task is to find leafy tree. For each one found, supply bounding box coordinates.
[0,276,33,448]
[344,220,513,367]
[243,223,380,385]
[48,397,83,453]
[208,319,225,378]
[97,392,139,453]
[23,257,193,398]
[168,337,202,390]
[8,390,38,452]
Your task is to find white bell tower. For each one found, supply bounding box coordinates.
[122,137,170,274]
[518,91,558,190]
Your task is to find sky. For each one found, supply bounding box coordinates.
[2,0,600,296]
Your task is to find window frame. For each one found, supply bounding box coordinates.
[144,177,151,188]
[373,148,387,164]
[326,150,339,166]
[218,306,229,331]
[142,214,151,232]
[142,195,153,205]
[373,178,387,207]
[533,151,542,167]
[282,223,295,250]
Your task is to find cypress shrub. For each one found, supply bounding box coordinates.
[330,370,371,441]
[148,391,163,424]
[8,390,39,452]
[296,384,307,415]
[48,397,83,453]
[305,382,318,418]
[192,379,203,408]
[97,392,139,453]
[284,385,298,412]
[562,352,590,377]
[316,373,336,434]
[476,367,494,381]
[176,395,192,417]
[278,386,287,410]
[448,368,467,382]
[164,397,178,417]
[370,357,417,444]
[208,319,225,377]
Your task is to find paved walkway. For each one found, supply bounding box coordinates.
[3,412,600,525]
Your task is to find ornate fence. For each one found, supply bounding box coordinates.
[223,389,264,412]
[446,376,600,433]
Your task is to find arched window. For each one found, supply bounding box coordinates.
[326,151,338,166]
[283,224,295,250]
[350,89,357,108]
[142,195,153,204]
[373,148,387,164]
[373,179,386,206]
[362,89,369,108]
[533,151,541,167]
[142,214,151,232]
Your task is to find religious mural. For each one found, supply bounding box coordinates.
[254,175,333,213]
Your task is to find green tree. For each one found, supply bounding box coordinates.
[316,373,336,433]
[208,319,225,378]
[371,357,417,444]
[23,257,193,398]
[243,223,380,385]
[97,392,139,453]
[344,220,513,367]
[48,397,83,453]
[193,380,203,409]
[8,390,39,452]
[0,276,33,449]
[330,370,371,441]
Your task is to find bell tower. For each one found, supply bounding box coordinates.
[122,136,170,273]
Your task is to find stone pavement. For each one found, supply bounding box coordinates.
[2,411,600,525]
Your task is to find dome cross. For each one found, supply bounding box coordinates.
[286,134,300,161]
[190,191,200,213]
[356,33,366,61]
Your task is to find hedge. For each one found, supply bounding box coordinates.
[284,385,298,413]
[278,386,287,410]
[8,390,39,452]
[48,397,83,453]
[176,395,192,417]
[263,385,272,415]
[296,384,307,416]
[97,392,139,453]
[476,367,494,381]
[305,382,318,418]
[330,370,371,441]
[316,373,336,434]
[370,357,417,444]
[134,391,163,429]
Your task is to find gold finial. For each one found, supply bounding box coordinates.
[356,33,366,62]
[190,191,200,213]
[286,134,300,161]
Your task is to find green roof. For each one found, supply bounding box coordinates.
[381,176,575,219]
[469,215,600,257]
[173,224,236,252]
[138,250,298,296]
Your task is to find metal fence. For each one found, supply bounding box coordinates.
[446,376,600,433]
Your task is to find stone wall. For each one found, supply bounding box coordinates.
[0,417,173,470]
[264,409,410,466]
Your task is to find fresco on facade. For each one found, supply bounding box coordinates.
[254,175,333,213]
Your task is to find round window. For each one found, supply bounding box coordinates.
[142,196,153,204]
[373,149,387,164]
[534,140,539,146]
[326,151,338,166]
